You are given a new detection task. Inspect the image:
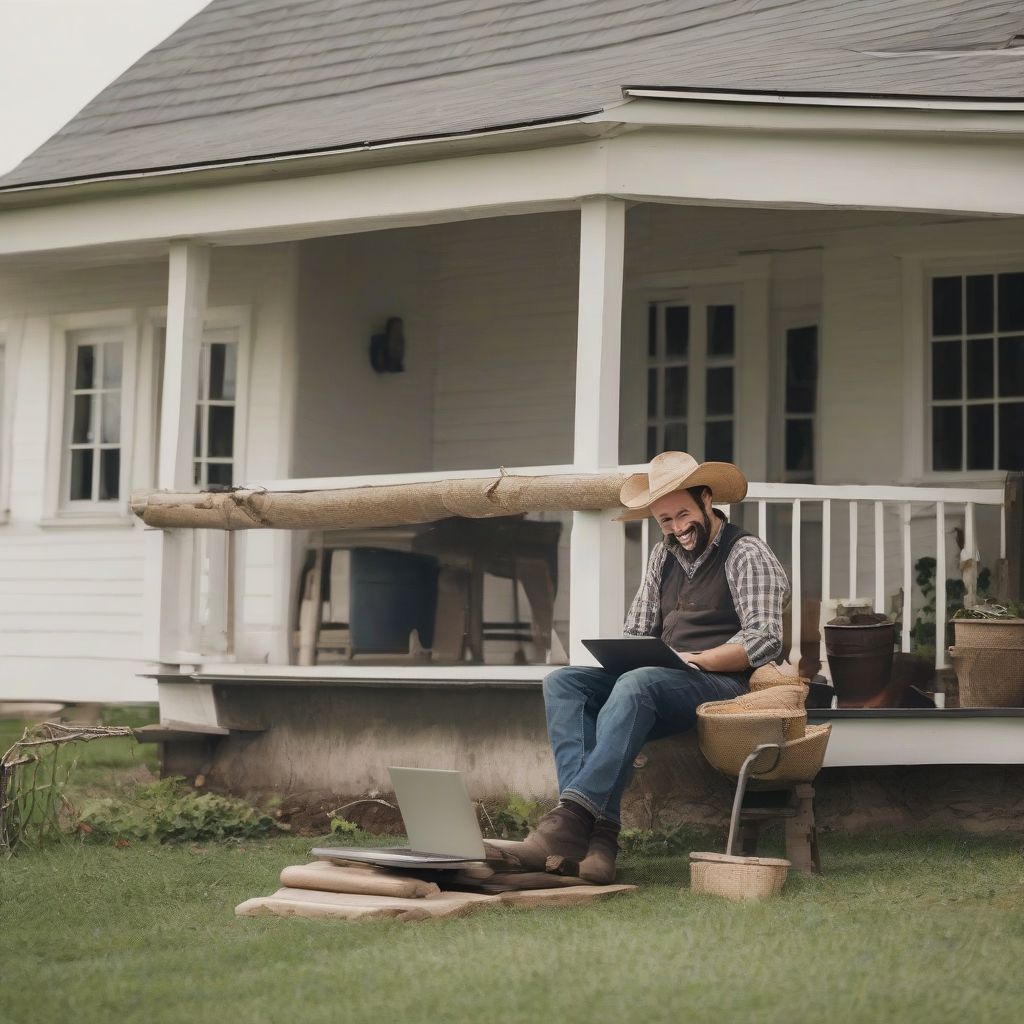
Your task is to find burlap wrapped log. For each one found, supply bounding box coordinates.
[130,472,629,531]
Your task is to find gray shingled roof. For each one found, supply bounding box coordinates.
[3,0,1024,189]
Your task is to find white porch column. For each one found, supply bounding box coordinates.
[144,240,211,664]
[569,198,626,663]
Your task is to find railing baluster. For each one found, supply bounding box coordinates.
[874,501,885,614]
[789,499,802,669]
[964,501,977,609]
[819,499,831,681]
[758,500,767,541]
[936,501,947,670]
[901,503,913,653]
[849,500,858,601]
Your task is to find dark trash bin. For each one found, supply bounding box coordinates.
[349,548,440,654]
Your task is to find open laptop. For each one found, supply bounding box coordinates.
[310,766,487,870]
[582,637,689,677]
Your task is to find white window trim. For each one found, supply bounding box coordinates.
[43,309,140,522]
[144,305,252,488]
[901,251,1024,484]
[0,322,14,523]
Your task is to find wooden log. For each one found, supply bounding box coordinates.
[280,861,441,898]
[497,884,637,909]
[236,886,496,921]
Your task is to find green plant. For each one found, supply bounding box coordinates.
[617,826,692,857]
[910,556,992,654]
[77,777,288,844]
[329,816,360,836]
[485,795,550,839]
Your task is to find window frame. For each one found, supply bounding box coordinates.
[44,310,139,521]
[144,305,251,489]
[643,282,742,463]
[903,253,1024,483]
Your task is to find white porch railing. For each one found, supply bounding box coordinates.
[171,466,1006,676]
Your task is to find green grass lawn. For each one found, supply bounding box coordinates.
[2,829,1022,1024]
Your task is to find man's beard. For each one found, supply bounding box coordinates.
[679,511,713,564]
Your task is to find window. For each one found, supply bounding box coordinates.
[646,297,737,461]
[64,328,125,504]
[929,271,1024,472]
[193,328,238,487]
[784,325,818,481]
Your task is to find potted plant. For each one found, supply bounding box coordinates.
[949,602,1024,707]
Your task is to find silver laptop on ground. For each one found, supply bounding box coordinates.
[310,766,487,869]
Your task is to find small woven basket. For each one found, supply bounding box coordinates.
[952,618,1024,650]
[689,852,790,901]
[750,723,832,784]
[749,662,810,692]
[731,685,808,714]
[949,645,1024,707]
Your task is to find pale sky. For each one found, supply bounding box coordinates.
[0,0,210,175]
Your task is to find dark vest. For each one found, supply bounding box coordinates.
[660,520,749,661]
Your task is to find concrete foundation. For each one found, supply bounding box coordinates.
[172,683,1024,835]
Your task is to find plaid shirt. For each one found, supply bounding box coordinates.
[623,516,790,668]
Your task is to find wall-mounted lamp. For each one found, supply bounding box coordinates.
[370,316,405,373]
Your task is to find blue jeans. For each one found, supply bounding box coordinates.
[541,664,748,825]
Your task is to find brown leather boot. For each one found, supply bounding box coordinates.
[516,803,592,870]
[577,819,620,884]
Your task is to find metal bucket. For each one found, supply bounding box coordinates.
[824,621,896,708]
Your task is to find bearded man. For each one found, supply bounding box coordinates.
[519,451,789,883]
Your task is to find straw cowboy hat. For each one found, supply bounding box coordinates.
[614,451,748,521]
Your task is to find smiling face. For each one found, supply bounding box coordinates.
[649,486,717,562]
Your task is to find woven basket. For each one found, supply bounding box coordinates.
[949,645,1024,707]
[732,685,808,714]
[696,704,805,777]
[748,723,832,784]
[749,662,810,692]
[952,618,1024,650]
[689,852,790,901]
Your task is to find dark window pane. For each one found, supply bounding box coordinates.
[665,307,689,358]
[647,305,657,358]
[999,336,1024,397]
[787,326,818,413]
[664,421,687,452]
[208,405,234,458]
[785,419,814,475]
[74,345,95,389]
[932,340,961,400]
[707,305,735,357]
[999,403,1024,471]
[646,426,658,461]
[101,393,121,444]
[647,368,657,417]
[209,343,237,401]
[706,366,733,416]
[664,366,687,417]
[207,462,233,487]
[966,339,994,399]
[966,275,994,334]
[69,449,93,501]
[72,394,93,443]
[932,406,962,471]
[102,342,123,388]
[931,277,962,337]
[99,449,120,500]
[194,406,203,458]
[705,420,733,463]
[193,462,202,486]
[998,273,1024,332]
[966,405,994,471]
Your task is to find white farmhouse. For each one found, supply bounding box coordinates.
[0,1,1022,812]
